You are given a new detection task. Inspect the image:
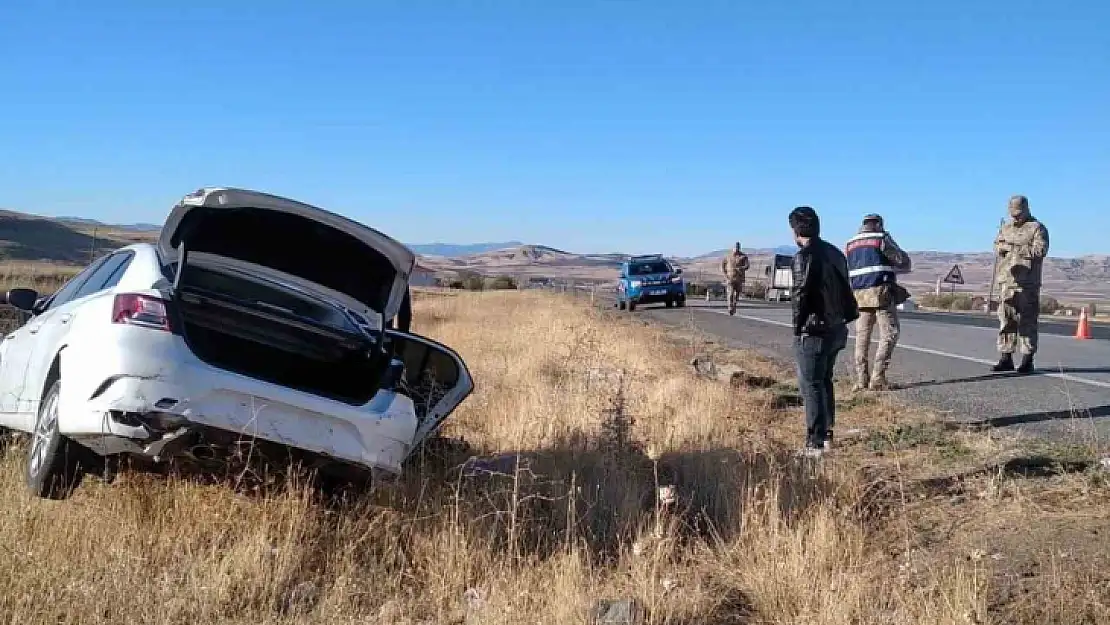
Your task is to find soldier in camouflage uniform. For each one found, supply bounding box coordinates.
[845,214,912,391]
[721,242,750,315]
[991,195,1050,374]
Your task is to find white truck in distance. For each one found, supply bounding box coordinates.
[0,187,473,499]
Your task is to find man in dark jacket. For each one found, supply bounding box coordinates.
[788,206,859,455]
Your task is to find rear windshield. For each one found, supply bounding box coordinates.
[629,261,671,276]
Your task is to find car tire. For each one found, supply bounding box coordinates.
[628,302,637,312]
[665,300,674,308]
[26,379,84,500]
[618,300,627,311]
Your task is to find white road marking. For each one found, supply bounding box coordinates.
[712,309,1110,392]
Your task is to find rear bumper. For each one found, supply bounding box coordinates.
[57,331,418,474]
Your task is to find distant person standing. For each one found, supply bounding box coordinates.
[845,213,912,392]
[788,206,858,455]
[720,242,750,315]
[991,195,1049,374]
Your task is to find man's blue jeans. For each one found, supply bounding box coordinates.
[793,324,849,447]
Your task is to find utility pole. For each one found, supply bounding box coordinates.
[88,227,99,263]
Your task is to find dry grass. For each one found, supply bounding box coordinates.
[0,261,80,294]
[0,263,80,331]
[0,289,1107,624]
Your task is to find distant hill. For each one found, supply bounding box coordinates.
[407,241,524,257]
[417,241,1110,304]
[0,209,158,263]
[694,245,797,259]
[56,217,162,232]
[0,211,1106,303]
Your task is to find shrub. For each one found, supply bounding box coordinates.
[742,280,769,300]
[950,294,974,311]
[439,272,486,290]
[461,275,485,291]
[1039,296,1060,314]
[483,276,518,290]
[918,293,975,311]
[686,283,709,297]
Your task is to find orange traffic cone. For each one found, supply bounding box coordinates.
[1075,307,1092,340]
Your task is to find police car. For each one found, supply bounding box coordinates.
[615,254,686,312]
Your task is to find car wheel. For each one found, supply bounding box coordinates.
[26,379,83,500]
[665,300,673,308]
[618,300,627,311]
[628,302,637,312]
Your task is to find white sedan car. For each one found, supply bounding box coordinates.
[0,187,473,499]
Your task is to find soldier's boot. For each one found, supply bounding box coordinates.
[991,353,1015,372]
[870,339,897,391]
[851,364,869,393]
[868,373,891,391]
[1017,354,1035,374]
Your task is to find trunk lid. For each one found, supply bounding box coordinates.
[159,187,415,320]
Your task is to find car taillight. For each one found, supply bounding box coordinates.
[112,293,172,332]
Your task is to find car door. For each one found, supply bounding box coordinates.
[0,256,110,428]
[16,251,135,424]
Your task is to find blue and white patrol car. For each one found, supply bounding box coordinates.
[615,254,686,312]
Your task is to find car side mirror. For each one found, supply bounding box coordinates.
[4,288,40,313]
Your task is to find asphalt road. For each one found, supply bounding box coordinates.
[632,298,1110,444]
[757,299,1110,340]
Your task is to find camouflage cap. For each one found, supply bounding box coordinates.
[1008,195,1030,218]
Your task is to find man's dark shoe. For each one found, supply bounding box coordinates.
[991,354,1014,372]
[1017,354,1035,374]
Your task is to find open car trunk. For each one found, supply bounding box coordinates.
[175,259,392,405]
[158,188,419,405]
[159,188,416,322]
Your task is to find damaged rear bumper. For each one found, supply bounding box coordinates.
[60,369,419,475]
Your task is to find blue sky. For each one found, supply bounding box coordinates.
[0,1,1106,257]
